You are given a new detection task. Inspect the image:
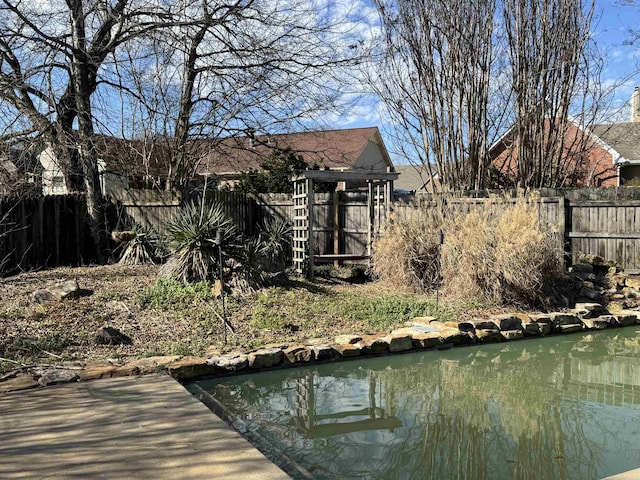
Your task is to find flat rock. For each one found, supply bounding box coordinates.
[501,330,524,341]
[130,356,181,374]
[550,313,581,327]
[309,344,336,361]
[332,344,361,357]
[474,329,503,343]
[248,348,283,369]
[489,314,523,331]
[412,316,437,325]
[167,356,214,379]
[582,318,609,330]
[284,345,312,364]
[572,303,606,319]
[412,332,443,349]
[31,289,57,304]
[570,263,594,273]
[439,328,471,345]
[207,353,248,373]
[334,334,362,345]
[384,333,413,353]
[559,324,584,333]
[36,369,79,387]
[466,318,498,330]
[358,336,389,355]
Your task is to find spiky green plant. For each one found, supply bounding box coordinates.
[118,224,164,265]
[258,216,292,272]
[160,199,238,283]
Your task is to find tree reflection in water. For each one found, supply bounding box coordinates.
[191,329,640,479]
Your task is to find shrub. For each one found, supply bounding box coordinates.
[117,224,164,265]
[372,199,445,292]
[374,193,562,307]
[160,199,238,283]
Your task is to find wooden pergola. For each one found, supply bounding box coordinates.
[291,169,398,278]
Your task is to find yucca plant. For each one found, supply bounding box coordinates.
[258,216,292,273]
[117,224,164,265]
[160,199,238,283]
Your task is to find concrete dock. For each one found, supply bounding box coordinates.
[0,374,289,479]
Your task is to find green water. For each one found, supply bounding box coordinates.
[190,329,640,480]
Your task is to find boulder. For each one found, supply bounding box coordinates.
[284,345,312,364]
[439,328,472,345]
[385,333,413,353]
[358,336,389,355]
[572,303,606,319]
[474,329,503,343]
[489,314,523,331]
[167,356,214,379]
[310,344,337,361]
[31,279,83,304]
[570,263,593,273]
[613,312,639,327]
[248,348,284,369]
[412,332,443,349]
[332,344,361,357]
[465,318,499,331]
[207,353,248,372]
[31,289,57,304]
[501,330,524,341]
[36,369,79,387]
[550,313,581,328]
[581,318,609,330]
[578,253,606,266]
[559,324,584,334]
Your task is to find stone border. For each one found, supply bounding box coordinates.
[3,303,639,393]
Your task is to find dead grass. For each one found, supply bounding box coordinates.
[374,193,562,307]
[0,263,500,373]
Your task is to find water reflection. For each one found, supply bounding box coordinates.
[191,329,640,480]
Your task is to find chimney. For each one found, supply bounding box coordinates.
[632,87,640,123]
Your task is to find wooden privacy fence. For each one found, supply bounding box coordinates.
[0,195,98,275]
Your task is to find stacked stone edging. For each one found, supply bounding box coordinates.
[3,303,640,393]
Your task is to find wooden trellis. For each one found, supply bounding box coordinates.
[291,169,398,277]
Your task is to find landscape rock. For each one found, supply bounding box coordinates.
[332,344,361,357]
[412,316,437,325]
[167,356,214,379]
[559,324,584,333]
[31,289,57,304]
[248,348,284,369]
[489,314,523,331]
[439,328,472,345]
[130,356,181,374]
[578,253,606,266]
[465,318,498,331]
[384,333,413,353]
[309,344,336,361]
[36,368,79,387]
[474,329,503,343]
[358,336,389,355]
[334,334,362,345]
[570,263,594,273]
[582,318,609,330]
[501,330,524,341]
[412,332,443,349]
[207,353,248,372]
[572,303,606,319]
[529,313,552,324]
[625,277,640,290]
[550,313,581,329]
[284,345,312,364]
[580,286,603,302]
[94,326,132,346]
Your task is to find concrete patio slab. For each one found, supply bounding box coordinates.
[0,374,289,479]
[602,469,640,480]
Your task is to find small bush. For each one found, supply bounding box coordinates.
[117,224,164,265]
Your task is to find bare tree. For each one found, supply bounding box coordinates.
[0,0,174,257]
[503,0,596,188]
[112,0,366,191]
[371,0,499,191]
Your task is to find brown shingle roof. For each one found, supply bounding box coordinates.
[196,127,384,175]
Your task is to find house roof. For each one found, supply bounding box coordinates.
[196,127,390,175]
[589,123,640,162]
[394,164,437,192]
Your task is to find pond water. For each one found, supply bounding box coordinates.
[189,329,640,480]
